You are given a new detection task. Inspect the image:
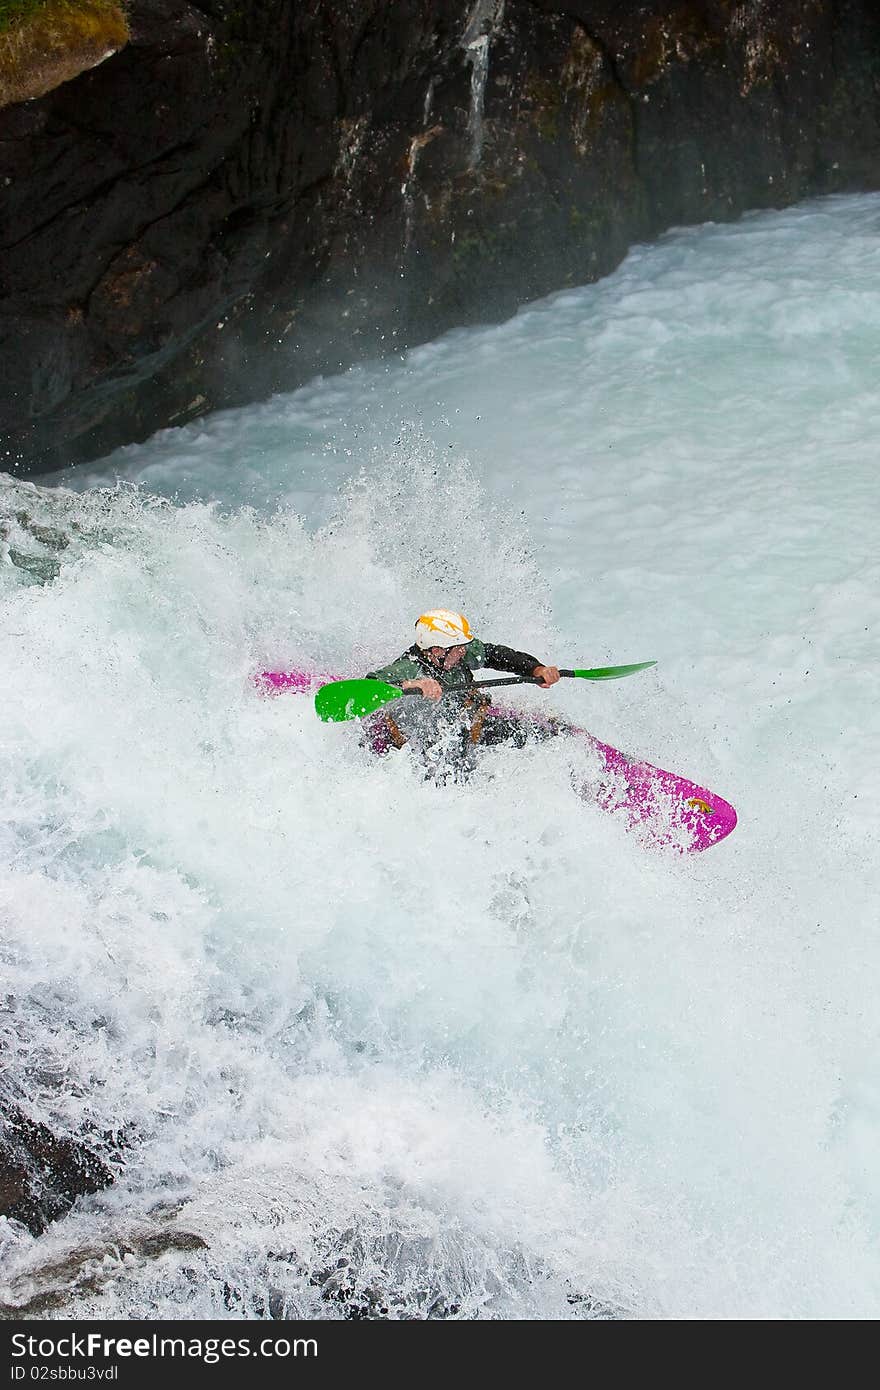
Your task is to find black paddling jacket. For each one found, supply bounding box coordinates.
[366,638,541,694]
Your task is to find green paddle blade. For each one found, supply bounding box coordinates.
[569,661,657,680]
[315,679,404,722]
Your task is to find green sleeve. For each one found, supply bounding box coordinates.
[463,639,487,672]
[365,654,422,685]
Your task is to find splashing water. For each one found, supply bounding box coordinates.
[2,194,880,1319]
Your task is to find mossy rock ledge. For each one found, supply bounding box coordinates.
[0,0,129,107]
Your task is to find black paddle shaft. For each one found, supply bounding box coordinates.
[399,672,576,695]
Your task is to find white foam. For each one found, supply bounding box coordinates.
[4,194,880,1318]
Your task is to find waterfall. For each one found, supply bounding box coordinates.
[462,0,505,169]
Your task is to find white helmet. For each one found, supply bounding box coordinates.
[414,609,475,650]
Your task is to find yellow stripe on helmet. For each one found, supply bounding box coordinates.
[416,609,473,641]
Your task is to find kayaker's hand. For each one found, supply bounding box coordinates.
[533,665,560,688]
[402,677,443,701]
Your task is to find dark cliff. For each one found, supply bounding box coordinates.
[1,0,879,475]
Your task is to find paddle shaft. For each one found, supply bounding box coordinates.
[399,670,583,694]
[313,662,656,721]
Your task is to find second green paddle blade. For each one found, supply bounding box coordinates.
[571,661,657,680]
[315,678,404,722]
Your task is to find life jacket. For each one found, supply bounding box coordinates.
[383,649,489,750]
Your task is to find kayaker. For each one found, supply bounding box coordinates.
[365,609,559,779]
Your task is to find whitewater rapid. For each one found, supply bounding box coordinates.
[1,193,879,1319]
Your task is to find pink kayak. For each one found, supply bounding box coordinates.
[256,670,737,854]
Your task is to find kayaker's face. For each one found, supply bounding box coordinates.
[428,644,466,670]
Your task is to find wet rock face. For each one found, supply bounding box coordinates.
[0,1099,117,1235]
[1,0,879,474]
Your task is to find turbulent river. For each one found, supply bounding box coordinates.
[2,193,879,1319]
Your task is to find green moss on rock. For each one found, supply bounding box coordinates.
[0,0,129,108]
